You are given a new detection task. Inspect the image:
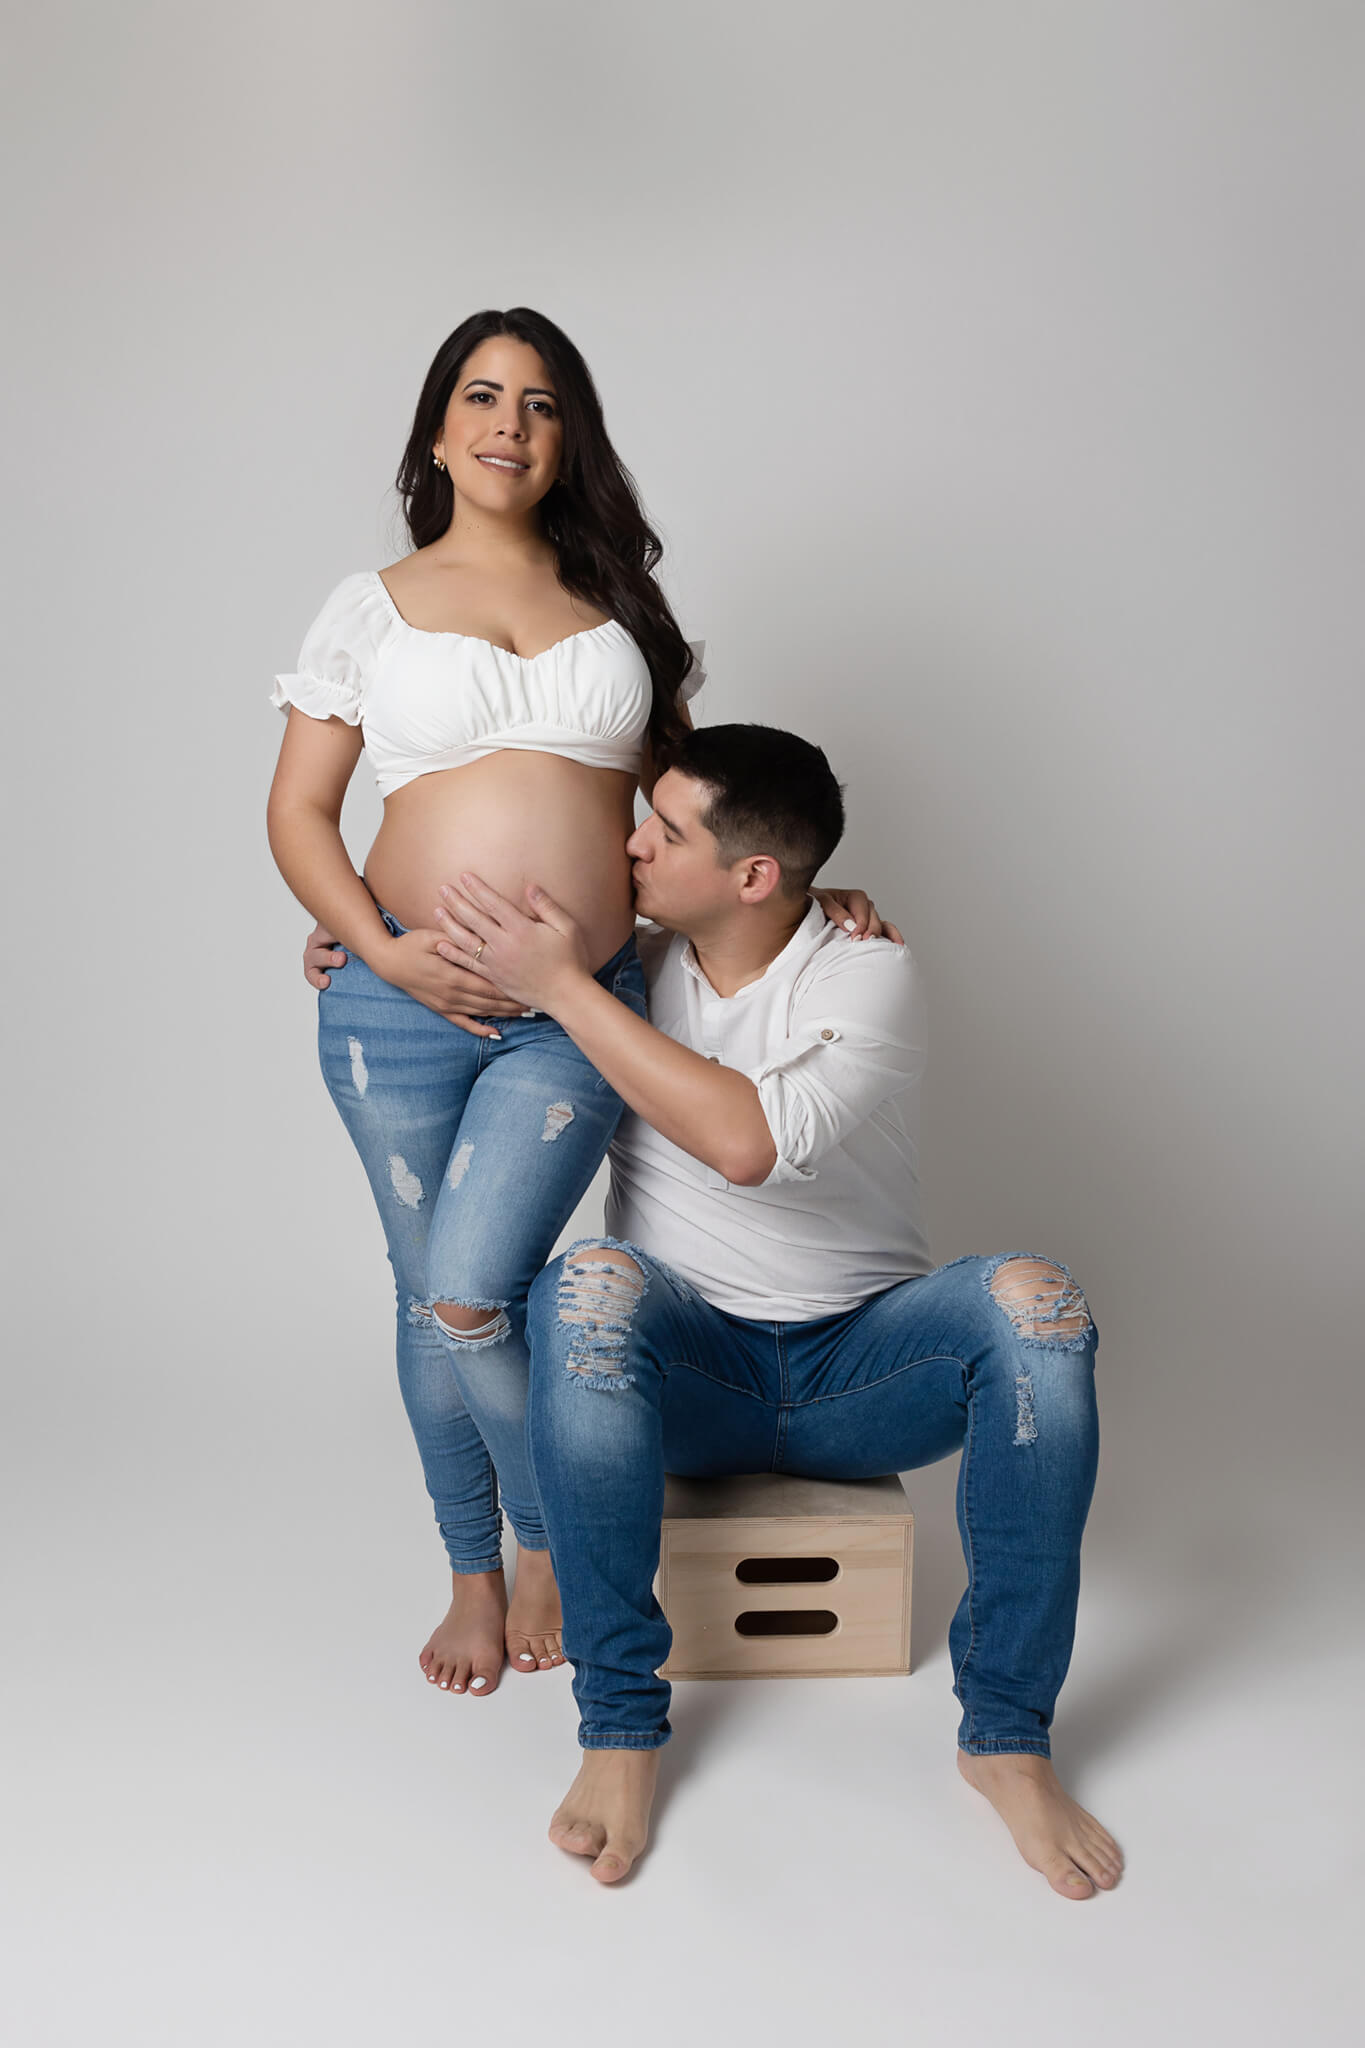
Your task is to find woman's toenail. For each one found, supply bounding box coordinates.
[470,1676,488,1689]
[439,1680,448,1688]
[518,1653,535,1662]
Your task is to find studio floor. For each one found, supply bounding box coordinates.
[5,1359,1357,2048]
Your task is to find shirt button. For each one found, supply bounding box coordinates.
[707,1055,720,1063]
[820,1028,836,1041]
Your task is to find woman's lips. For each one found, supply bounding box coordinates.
[476,454,530,473]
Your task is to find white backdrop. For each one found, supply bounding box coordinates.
[4,5,1361,2043]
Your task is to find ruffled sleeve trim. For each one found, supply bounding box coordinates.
[267,570,395,725]
[270,671,363,725]
[680,638,707,703]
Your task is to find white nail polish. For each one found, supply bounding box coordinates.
[470,1676,488,1690]
[439,1680,448,1688]
[518,1653,535,1662]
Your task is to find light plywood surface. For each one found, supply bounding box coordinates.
[658,1473,914,1679]
[662,1470,912,1523]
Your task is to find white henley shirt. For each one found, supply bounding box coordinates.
[605,902,931,1320]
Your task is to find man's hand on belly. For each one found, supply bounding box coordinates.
[434,874,591,1011]
[434,874,777,1188]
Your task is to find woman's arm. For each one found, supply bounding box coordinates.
[266,709,512,1032]
[266,708,393,963]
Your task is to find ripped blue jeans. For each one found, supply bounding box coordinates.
[319,917,646,1571]
[527,1246,1098,1753]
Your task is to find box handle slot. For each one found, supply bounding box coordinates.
[734,1556,839,1585]
[734,1609,838,1637]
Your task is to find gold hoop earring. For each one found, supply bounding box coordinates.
[433,453,446,472]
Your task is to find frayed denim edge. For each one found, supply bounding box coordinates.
[977,1250,1094,1356]
[422,1292,513,1352]
[558,1236,653,1392]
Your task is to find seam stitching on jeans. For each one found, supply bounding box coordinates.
[786,1352,964,1406]
[957,1386,979,1746]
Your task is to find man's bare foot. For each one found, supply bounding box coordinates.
[418,1570,507,1696]
[957,1750,1123,1898]
[505,1545,566,1672]
[549,1749,661,1884]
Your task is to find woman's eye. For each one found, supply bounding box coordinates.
[467,390,494,404]
[529,400,557,417]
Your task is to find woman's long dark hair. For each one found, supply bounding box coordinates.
[396,308,694,763]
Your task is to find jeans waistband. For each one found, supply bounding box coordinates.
[376,907,639,989]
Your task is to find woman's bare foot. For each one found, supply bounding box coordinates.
[506,1546,566,1672]
[549,1750,661,1883]
[957,1750,1123,1898]
[418,1570,507,1696]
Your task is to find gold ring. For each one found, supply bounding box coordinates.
[471,940,485,964]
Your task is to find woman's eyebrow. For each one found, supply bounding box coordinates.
[462,377,558,399]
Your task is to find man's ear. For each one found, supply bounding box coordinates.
[736,855,784,905]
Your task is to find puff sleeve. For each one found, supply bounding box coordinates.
[679,638,708,703]
[270,572,392,726]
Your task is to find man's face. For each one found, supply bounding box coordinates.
[626,771,735,931]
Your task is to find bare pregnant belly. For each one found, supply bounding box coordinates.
[363,752,639,971]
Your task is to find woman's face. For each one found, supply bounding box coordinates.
[435,335,565,516]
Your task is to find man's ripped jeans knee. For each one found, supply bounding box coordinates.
[555,1240,649,1390]
[980,1254,1094,1446]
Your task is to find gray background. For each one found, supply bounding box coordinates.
[4,4,1360,2043]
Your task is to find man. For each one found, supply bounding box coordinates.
[429,723,1121,1899]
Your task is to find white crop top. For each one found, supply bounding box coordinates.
[271,569,706,798]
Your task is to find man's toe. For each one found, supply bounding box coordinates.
[550,1818,601,1859]
[1047,1859,1095,1898]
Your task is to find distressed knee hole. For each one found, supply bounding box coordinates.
[557,1249,645,1389]
[431,1300,511,1348]
[988,1258,1091,1346]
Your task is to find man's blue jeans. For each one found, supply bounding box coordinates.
[527,1243,1098,1755]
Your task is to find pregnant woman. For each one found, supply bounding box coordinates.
[267,308,708,1699]
[270,306,883,1702]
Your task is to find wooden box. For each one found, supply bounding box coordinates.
[657,1471,913,1679]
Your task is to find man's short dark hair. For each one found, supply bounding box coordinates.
[667,724,845,898]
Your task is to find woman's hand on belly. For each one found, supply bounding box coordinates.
[372,927,533,1036]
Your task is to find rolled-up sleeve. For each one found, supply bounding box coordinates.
[749,946,927,1185]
